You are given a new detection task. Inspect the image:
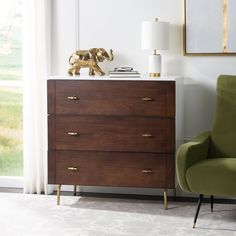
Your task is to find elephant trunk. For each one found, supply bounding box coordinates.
[107,49,114,61]
[69,55,74,65]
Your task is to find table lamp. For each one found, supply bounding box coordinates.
[142,18,169,77]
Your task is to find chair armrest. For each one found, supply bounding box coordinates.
[176,131,211,193]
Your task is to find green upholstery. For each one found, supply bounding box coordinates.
[210,75,236,158]
[176,75,236,197]
[176,131,210,193]
[186,158,236,196]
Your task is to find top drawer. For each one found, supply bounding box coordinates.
[48,80,175,117]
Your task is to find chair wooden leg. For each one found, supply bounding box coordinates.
[210,195,214,212]
[193,194,204,228]
[164,190,168,210]
[73,185,77,196]
[57,185,62,205]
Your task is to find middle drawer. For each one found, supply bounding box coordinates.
[50,115,175,153]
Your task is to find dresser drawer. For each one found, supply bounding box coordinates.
[48,80,175,117]
[49,115,175,153]
[49,151,175,188]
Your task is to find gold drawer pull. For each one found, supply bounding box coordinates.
[67,132,79,136]
[142,97,153,101]
[142,169,153,174]
[142,133,153,138]
[67,167,78,171]
[67,96,79,100]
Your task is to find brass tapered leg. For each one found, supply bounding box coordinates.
[57,185,61,205]
[73,185,77,196]
[164,190,168,210]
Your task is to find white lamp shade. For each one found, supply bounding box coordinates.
[142,21,169,50]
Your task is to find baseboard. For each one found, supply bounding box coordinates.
[0,187,23,193]
[0,187,235,203]
[53,190,236,204]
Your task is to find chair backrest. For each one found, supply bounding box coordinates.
[210,75,236,158]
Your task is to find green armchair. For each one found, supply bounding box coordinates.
[176,75,236,228]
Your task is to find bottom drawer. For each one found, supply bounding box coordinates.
[48,151,175,188]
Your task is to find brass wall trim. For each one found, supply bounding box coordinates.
[222,0,228,53]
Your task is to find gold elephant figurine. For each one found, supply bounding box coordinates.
[68,48,114,76]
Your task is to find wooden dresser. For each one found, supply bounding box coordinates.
[48,77,183,208]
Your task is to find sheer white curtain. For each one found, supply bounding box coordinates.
[23,0,52,194]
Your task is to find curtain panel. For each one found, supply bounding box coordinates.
[23,0,52,194]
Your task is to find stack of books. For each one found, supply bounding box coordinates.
[109,67,140,78]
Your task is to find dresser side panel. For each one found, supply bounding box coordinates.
[48,150,56,184]
[47,80,56,114]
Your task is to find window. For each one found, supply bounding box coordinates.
[0,0,23,179]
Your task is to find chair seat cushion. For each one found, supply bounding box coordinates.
[186,158,236,196]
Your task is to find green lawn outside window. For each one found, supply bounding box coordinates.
[0,0,23,176]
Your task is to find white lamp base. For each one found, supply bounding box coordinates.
[148,54,161,77]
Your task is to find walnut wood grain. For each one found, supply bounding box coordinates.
[49,150,175,188]
[166,156,175,188]
[52,80,175,117]
[48,115,55,149]
[166,81,175,117]
[50,115,175,153]
[48,150,56,183]
[47,80,55,114]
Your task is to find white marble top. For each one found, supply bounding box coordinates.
[49,75,181,82]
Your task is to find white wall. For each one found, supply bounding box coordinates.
[51,0,78,74]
